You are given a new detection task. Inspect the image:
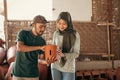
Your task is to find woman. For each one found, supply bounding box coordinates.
[51,12,80,80]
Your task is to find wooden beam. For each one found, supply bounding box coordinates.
[4,0,9,49]
[4,0,7,21]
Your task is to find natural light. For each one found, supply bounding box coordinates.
[7,0,52,20]
[0,0,52,39]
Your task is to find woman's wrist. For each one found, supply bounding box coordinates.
[60,53,66,57]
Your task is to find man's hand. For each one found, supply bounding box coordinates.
[38,46,45,51]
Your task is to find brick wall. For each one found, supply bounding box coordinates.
[5,21,112,60]
[5,20,56,48]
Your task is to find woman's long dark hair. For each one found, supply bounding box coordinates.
[57,12,76,53]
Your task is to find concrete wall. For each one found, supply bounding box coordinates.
[53,0,92,21]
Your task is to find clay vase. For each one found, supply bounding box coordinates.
[45,45,57,60]
[0,66,4,80]
[0,48,6,64]
[7,45,17,64]
[4,62,14,80]
[38,63,48,80]
[116,67,120,80]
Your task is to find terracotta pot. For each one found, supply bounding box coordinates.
[38,63,48,80]
[0,48,6,64]
[45,45,57,60]
[116,67,120,80]
[4,62,14,80]
[7,45,17,64]
[0,64,9,76]
[0,66,4,80]
[0,38,5,48]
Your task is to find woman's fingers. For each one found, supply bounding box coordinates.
[46,56,57,64]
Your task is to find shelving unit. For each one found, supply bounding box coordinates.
[97,22,114,62]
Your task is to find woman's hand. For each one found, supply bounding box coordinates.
[58,52,66,57]
[46,56,57,65]
[56,46,66,57]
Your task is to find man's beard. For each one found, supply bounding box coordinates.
[37,31,44,36]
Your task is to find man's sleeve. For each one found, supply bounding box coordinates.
[16,30,26,43]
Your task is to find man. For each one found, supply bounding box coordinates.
[11,15,55,80]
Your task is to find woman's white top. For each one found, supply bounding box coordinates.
[51,31,80,73]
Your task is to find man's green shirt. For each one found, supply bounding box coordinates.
[12,30,46,77]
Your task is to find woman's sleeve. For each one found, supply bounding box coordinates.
[52,31,57,45]
[74,32,80,55]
